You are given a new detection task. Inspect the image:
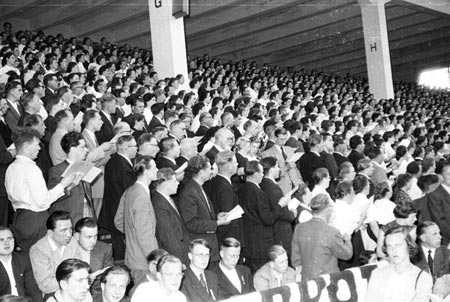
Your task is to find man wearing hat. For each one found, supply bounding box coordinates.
[291,193,353,280]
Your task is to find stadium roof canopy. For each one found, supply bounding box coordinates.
[1,0,450,82]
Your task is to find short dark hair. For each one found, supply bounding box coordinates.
[99,266,131,285]
[134,156,154,177]
[159,137,177,156]
[352,174,369,194]
[188,238,211,252]
[55,258,89,284]
[312,167,329,184]
[185,155,210,179]
[46,210,72,230]
[349,135,363,149]
[12,127,40,150]
[220,237,241,250]
[146,248,169,264]
[245,160,261,176]
[416,221,438,245]
[74,217,97,233]
[335,181,353,199]
[260,157,277,176]
[60,131,84,154]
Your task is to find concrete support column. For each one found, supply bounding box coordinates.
[358,0,394,99]
[148,0,188,80]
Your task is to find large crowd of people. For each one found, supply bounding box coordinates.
[1,20,450,302]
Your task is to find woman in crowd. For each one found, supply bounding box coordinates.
[365,226,432,302]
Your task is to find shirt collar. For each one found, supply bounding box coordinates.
[217,174,231,184]
[136,181,149,196]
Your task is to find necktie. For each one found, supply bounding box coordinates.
[281,147,287,161]
[428,250,434,277]
[200,273,208,291]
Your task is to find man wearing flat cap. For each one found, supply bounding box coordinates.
[291,193,353,280]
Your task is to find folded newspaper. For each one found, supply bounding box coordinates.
[62,161,102,183]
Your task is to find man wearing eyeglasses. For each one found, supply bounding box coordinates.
[132,255,187,302]
[181,239,220,302]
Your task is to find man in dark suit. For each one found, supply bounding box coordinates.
[205,128,234,165]
[333,136,349,169]
[212,238,254,300]
[148,102,165,130]
[98,135,137,260]
[96,94,119,145]
[260,157,296,259]
[73,218,114,300]
[348,135,365,170]
[204,151,244,245]
[237,161,290,273]
[297,133,327,190]
[178,155,230,267]
[0,99,14,227]
[153,167,190,265]
[0,226,43,301]
[155,136,180,171]
[427,163,450,245]
[196,112,213,137]
[42,73,58,105]
[47,131,94,224]
[4,81,23,131]
[414,221,450,281]
[181,239,220,302]
[17,91,41,127]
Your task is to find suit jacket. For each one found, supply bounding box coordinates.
[260,178,295,255]
[0,119,12,147]
[17,111,31,127]
[205,146,219,165]
[176,156,189,167]
[0,134,14,198]
[348,149,365,170]
[291,217,353,280]
[48,160,93,224]
[415,194,431,223]
[89,241,114,300]
[98,153,136,232]
[156,155,179,170]
[333,152,349,169]
[36,140,52,182]
[178,179,219,262]
[196,125,209,137]
[237,182,282,259]
[261,145,302,194]
[0,251,43,301]
[114,182,158,271]
[152,190,190,265]
[30,236,81,294]
[428,185,450,245]
[413,245,450,280]
[43,115,57,146]
[181,267,219,302]
[212,264,254,299]
[95,111,116,145]
[4,99,22,131]
[148,116,163,131]
[204,175,244,245]
[297,151,326,190]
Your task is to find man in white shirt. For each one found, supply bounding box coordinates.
[132,255,187,302]
[5,127,80,252]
